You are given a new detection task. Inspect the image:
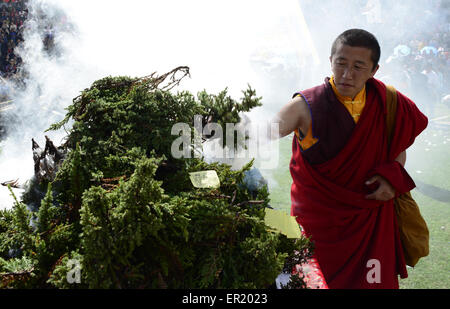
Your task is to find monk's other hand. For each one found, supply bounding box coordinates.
[364,175,396,201]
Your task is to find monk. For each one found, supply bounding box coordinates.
[272,29,428,289]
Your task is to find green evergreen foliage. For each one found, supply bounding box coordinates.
[0,69,312,288]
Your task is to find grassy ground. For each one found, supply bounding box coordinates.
[400,190,450,289]
[266,103,450,289]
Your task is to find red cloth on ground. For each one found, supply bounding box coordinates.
[290,77,428,289]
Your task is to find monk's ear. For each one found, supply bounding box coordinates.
[371,64,380,77]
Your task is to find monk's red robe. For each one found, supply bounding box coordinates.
[290,77,428,289]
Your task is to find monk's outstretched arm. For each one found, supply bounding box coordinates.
[270,96,311,139]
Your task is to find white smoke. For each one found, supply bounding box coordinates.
[0,0,319,209]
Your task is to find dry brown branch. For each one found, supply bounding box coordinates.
[233,200,265,208]
[99,175,128,192]
[1,267,35,287]
[195,192,232,200]
[47,255,66,279]
[230,190,237,205]
[1,179,19,188]
[101,175,127,183]
[137,66,190,92]
[194,191,265,208]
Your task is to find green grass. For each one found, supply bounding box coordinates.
[399,109,450,289]
[400,190,450,289]
[264,134,293,213]
[265,105,450,289]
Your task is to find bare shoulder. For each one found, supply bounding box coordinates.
[287,95,311,129]
[290,94,309,114]
[275,94,311,138]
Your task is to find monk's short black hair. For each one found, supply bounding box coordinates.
[331,29,381,71]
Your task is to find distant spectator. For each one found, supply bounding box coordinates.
[422,63,443,111]
[406,61,432,117]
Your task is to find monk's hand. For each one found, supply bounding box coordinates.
[365,175,396,201]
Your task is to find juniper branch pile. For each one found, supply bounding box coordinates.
[0,68,312,288]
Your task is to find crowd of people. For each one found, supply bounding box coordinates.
[382,5,449,118]
[0,0,27,79]
[361,0,450,118]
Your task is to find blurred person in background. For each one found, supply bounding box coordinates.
[421,62,442,117]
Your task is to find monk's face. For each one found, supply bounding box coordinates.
[330,43,379,98]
